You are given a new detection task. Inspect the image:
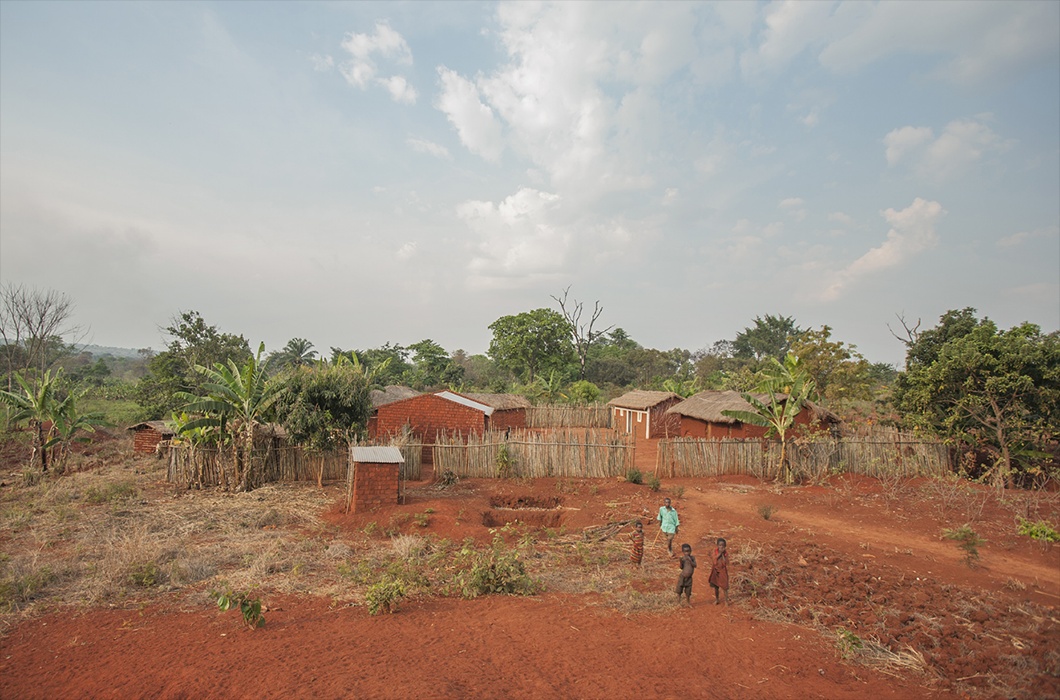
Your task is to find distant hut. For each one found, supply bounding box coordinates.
[666,390,840,439]
[608,390,682,440]
[127,421,175,454]
[463,393,531,432]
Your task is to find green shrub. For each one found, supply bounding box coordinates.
[496,444,516,478]
[211,586,265,629]
[453,535,539,599]
[128,561,159,588]
[647,474,661,492]
[1016,517,1060,542]
[943,524,985,566]
[366,573,408,615]
[625,468,643,485]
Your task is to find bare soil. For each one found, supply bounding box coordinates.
[1,434,1058,700]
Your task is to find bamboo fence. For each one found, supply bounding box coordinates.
[525,404,612,429]
[433,429,634,479]
[168,437,424,489]
[656,435,950,480]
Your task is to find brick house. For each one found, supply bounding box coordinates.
[127,421,175,454]
[608,390,682,440]
[370,390,494,463]
[666,390,839,439]
[348,446,404,513]
[367,385,421,436]
[462,393,531,432]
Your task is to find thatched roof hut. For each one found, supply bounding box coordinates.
[370,385,421,408]
[667,390,839,439]
[607,390,682,439]
[608,390,681,411]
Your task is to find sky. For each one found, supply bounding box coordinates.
[1,0,1058,368]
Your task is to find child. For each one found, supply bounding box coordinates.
[629,520,644,566]
[657,497,680,558]
[708,537,729,606]
[675,543,696,607]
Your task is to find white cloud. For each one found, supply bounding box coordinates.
[310,54,334,72]
[998,226,1054,248]
[884,126,933,166]
[406,137,450,159]
[740,0,836,76]
[822,198,945,300]
[662,188,679,206]
[338,22,416,104]
[396,242,417,260]
[435,67,504,163]
[828,211,854,226]
[884,118,1010,181]
[779,197,807,221]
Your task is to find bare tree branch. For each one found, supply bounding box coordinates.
[552,286,614,381]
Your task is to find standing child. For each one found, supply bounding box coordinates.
[657,497,680,557]
[629,521,644,566]
[708,538,729,606]
[675,543,696,607]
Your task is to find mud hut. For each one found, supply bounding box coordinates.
[608,390,682,440]
[666,390,839,439]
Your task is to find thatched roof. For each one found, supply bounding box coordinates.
[371,385,421,408]
[667,390,841,425]
[608,390,681,411]
[126,421,175,436]
[462,393,531,411]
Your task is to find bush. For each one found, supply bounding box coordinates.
[1016,517,1060,543]
[365,573,409,615]
[453,536,539,599]
[211,586,265,629]
[943,524,985,566]
[625,468,643,485]
[757,504,776,520]
[647,474,661,492]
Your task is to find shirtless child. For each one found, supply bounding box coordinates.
[675,543,696,607]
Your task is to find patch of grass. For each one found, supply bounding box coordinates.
[624,468,643,485]
[128,561,160,588]
[1016,517,1060,543]
[757,504,776,520]
[942,524,985,566]
[413,511,431,528]
[836,628,864,659]
[84,481,137,505]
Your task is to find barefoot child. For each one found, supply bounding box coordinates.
[657,498,680,557]
[629,521,645,566]
[708,538,729,605]
[675,543,696,607]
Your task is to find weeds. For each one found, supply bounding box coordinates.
[452,535,539,599]
[1016,517,1060,543]
[757,504,776,521]
[625,468,643,485]
[647,474,661,492]
[211,586,265,629]
[365,573,409,615]
[942,524,985,566]
[671,486,685,499]
[84,481,137,505]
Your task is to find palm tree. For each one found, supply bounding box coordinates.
[0,369,63,472]
[721,354,817,483]
[178,343,285,491]
[270,338,317,372]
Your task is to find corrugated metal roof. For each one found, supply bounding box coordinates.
[607,390,681,410]
[351,446,405,463]
[435,391,495,416]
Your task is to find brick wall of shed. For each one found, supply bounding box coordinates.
[132,429,166,454]
[678,406,822,439]
[351,462,399,513]
[487,408,526,432]
[372,394,488,464]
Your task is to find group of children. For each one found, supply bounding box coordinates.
[627,497,729,608]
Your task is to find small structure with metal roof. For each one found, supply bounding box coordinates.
[348,446,405,514]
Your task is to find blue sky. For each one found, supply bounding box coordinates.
[1,0,1057,367]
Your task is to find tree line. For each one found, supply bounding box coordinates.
[2,284,1058,487]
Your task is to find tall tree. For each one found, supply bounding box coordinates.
[894,313,1060,488]
[488,309,573,383]
[0,285,83,385]
[274,362,371,451]
[788,326,874,405]
[406,339,463,389]
[552,287,614,381]
[732,314,804,361]
[269,338,317,371]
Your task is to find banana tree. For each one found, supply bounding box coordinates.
[0,369,63,472]
[178,343,285,492]
[49,391,105,473]
[721,354,818,483]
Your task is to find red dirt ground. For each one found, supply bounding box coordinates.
[2,439,1058,699]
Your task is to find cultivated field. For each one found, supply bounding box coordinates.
[1,430,1058,699]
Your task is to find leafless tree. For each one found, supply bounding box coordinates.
[887,312,921,347]
[0,285,84,386]
[551,286,614,381]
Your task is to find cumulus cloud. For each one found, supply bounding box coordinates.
[406,137,450,159]
[884,118,1010,181]
[338,22,417,104]
[997,227,1054,248]
[310,54,334,72]
[435,67,504,162]
[822,198,945,300]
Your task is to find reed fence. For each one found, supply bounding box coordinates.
[525,404,612,429]
[434,429,634,479]
[168,436,425,489]
[657,435,950,480]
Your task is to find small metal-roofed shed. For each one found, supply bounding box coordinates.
[127,421,176,454]
[348,446,406,514]
[607,390,682,439]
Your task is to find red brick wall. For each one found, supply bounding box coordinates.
[132,429,166,454]
[678,407,821,439]
[351,462,399,513]
[487,408,526,432]
[372,394,488,463]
